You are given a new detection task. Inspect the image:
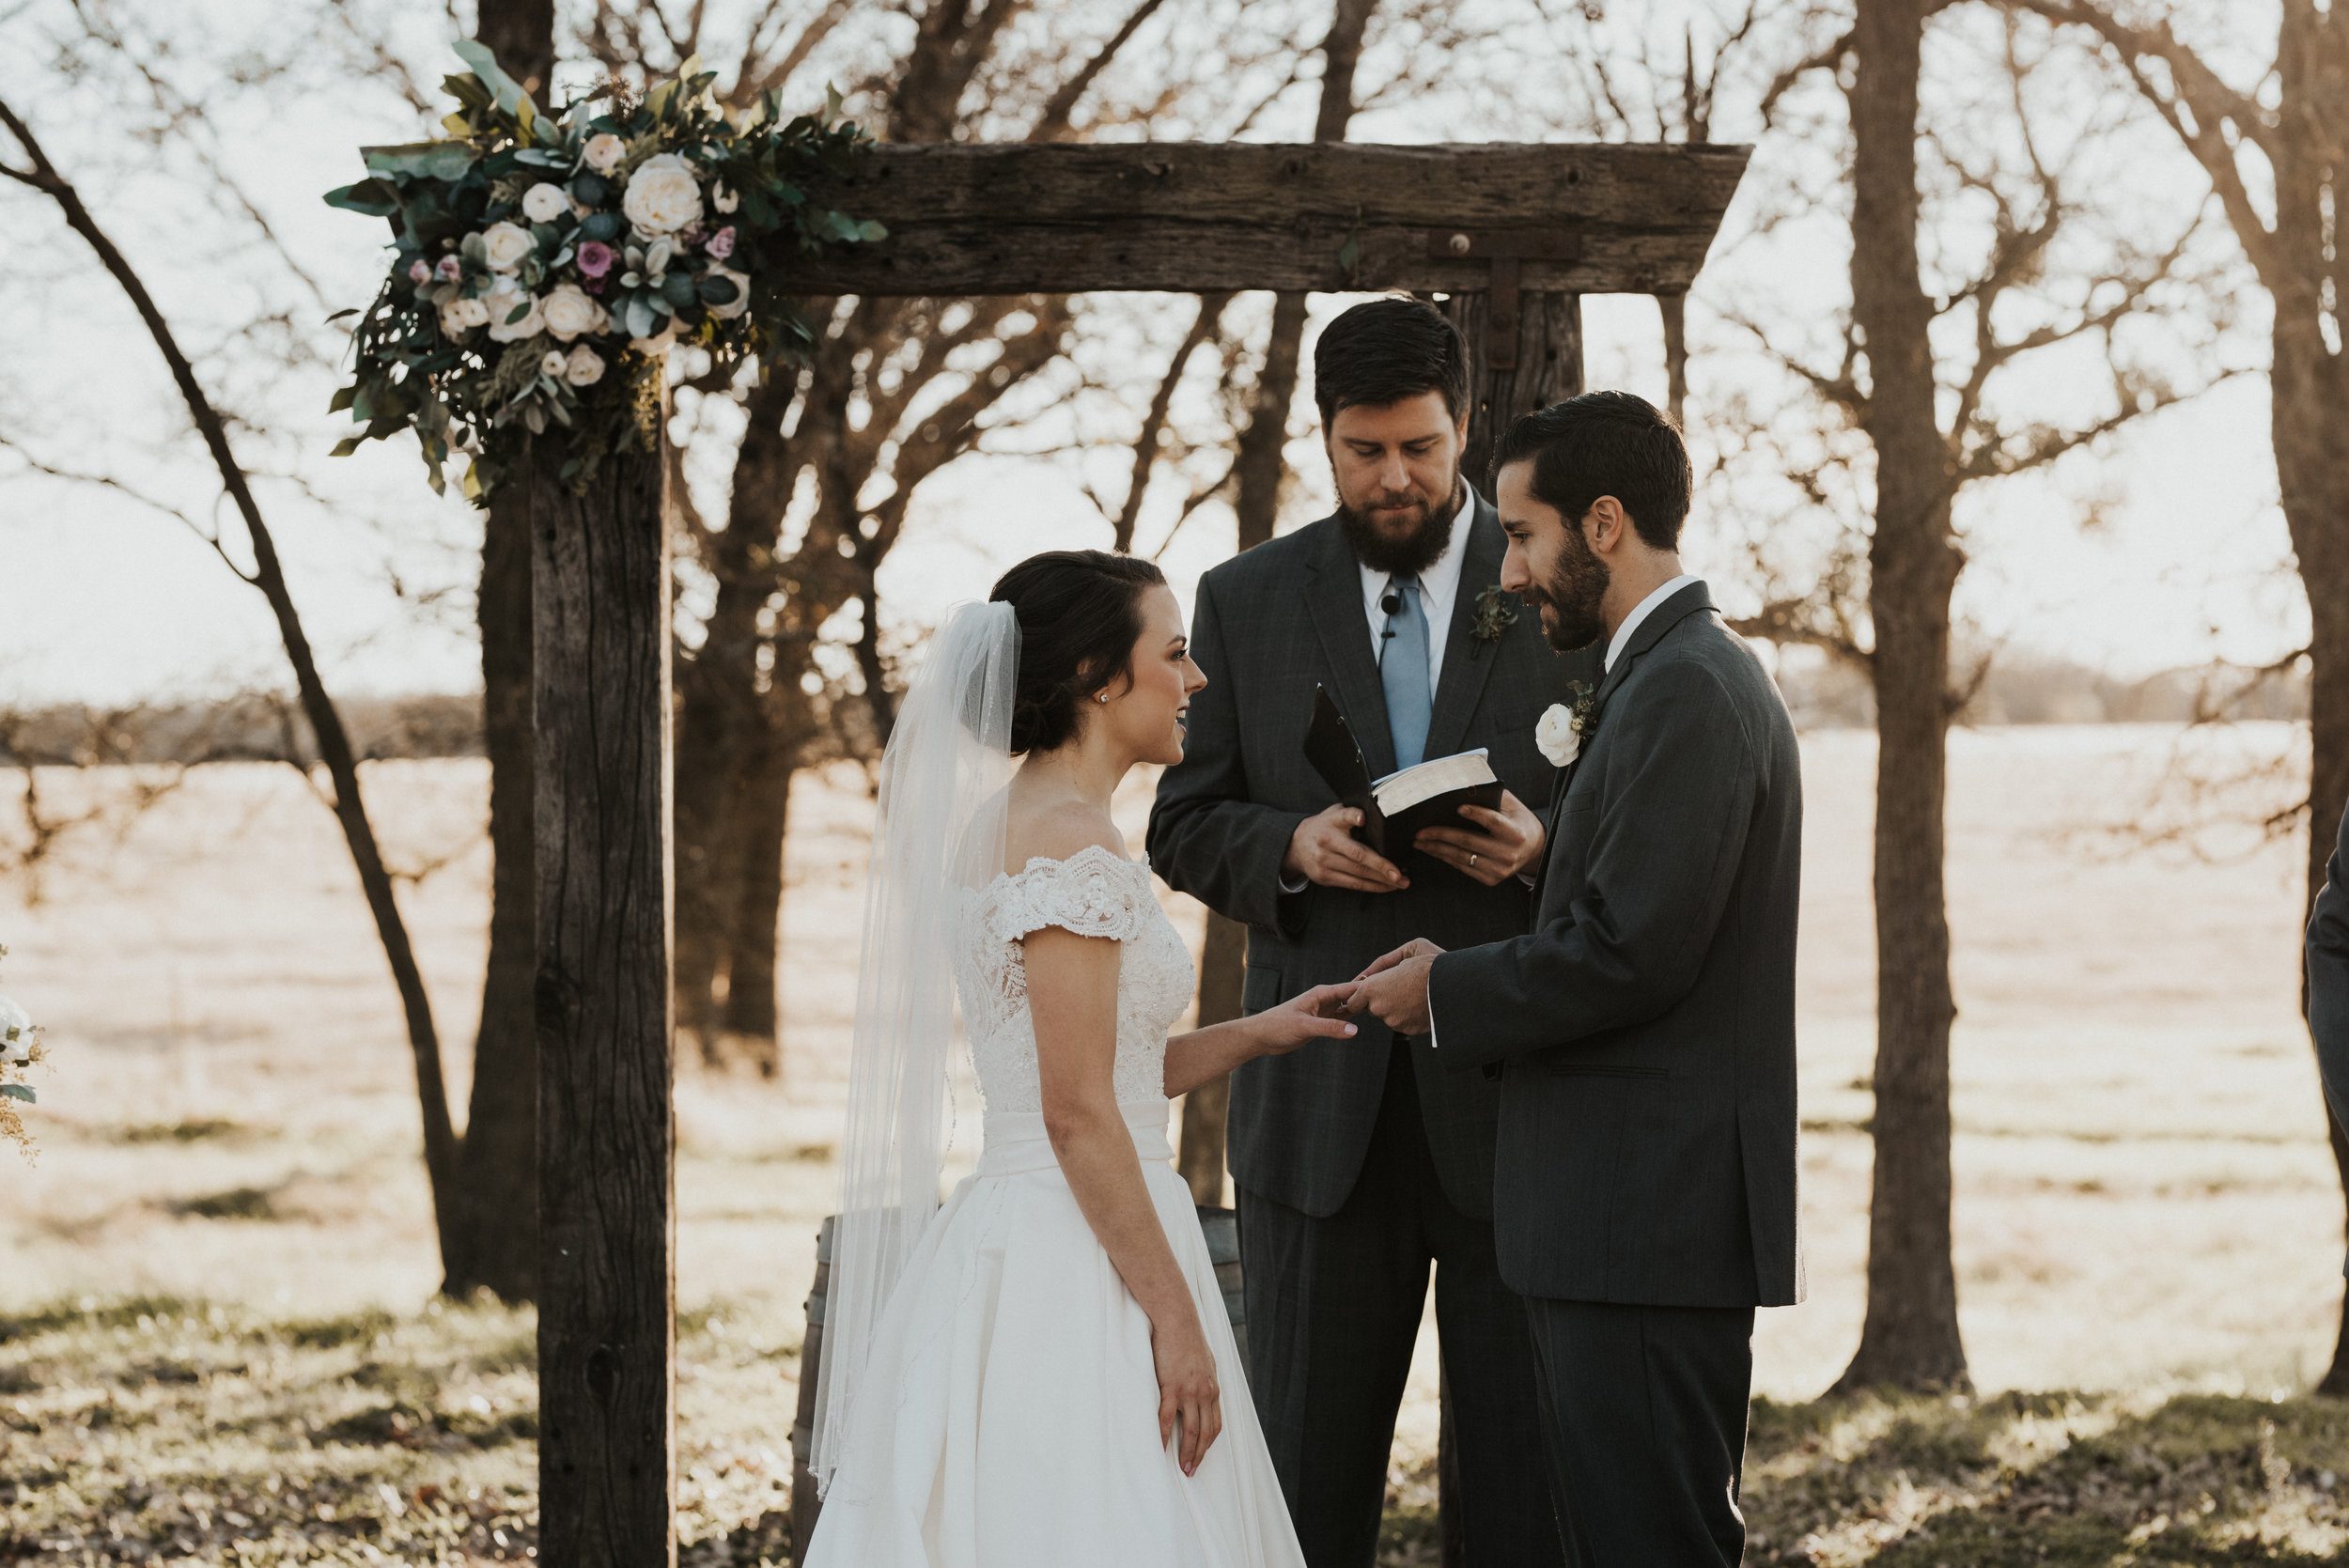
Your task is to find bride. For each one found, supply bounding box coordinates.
[802,550,1362,1565]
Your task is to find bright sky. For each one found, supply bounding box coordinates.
[0,0,2304,708]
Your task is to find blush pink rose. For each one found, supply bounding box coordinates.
[706,225,737,260]
[435,254,463,282]
[576,241,615,279]
[407,258,432,284]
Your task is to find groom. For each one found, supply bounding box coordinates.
[1149,298,1576,1564]
[1348,392,1804,1566]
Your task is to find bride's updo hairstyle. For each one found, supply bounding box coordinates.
[988,550,1168,755]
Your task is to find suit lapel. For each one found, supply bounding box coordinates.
[1420,494,1506,763]
[1301,518,1397,778]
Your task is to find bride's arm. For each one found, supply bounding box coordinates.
[1025,924,1224,1475]
[1161,985,1361,1098]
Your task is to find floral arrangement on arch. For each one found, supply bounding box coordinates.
[326,43,882,502]
[0,944,46,1158]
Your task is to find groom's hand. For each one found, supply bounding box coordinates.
[1414,789,1545,885]
[1284,803,1408,893]
[1348,939,1443,1036]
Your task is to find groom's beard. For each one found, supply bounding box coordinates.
[1526,523,1611,652]
[1337,471,1461,579]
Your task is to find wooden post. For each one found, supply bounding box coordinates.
[533,432,677,1568]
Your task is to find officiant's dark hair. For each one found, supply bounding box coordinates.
[1313,297,1470,426]
[990,550,1168,754]
[1495,391,1691,551]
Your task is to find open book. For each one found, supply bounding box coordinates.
[1302,685,1502,861]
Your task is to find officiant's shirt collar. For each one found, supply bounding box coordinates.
[1605,573,1703,673]
[1357,486,1477,690]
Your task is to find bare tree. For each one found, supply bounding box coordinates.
[1735,1,2220,1389]
[1996,0,2349,1397]
[0,98,468,1279]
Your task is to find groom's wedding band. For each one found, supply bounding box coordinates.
[1470,853,1478,867]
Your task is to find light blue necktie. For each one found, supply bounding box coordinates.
[1379,573,1432,771]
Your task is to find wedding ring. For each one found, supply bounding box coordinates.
[1470,853,1478,868]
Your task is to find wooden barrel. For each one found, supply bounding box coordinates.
[790,1205,1246,1555]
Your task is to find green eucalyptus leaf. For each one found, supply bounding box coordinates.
[329,384,358,414]
[578,210,624,242]
[661,272,697,308]
[625,296,655,339]
[331,436,366,458]
[453,39,530,117]
[695,274,740,305]
[323,179,400,217]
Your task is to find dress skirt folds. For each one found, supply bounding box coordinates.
[801,1099,1304,1568]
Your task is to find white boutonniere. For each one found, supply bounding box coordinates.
[1534,681,1600,768]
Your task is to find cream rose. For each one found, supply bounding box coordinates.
[622,152,703,235]
[711,182,739,214]
[540,349,568,377]
[541,283,609,342]
[437,295,490,337]
[564,344,606,386]
[481,221,536,273]
[1534,703,1580,768]
[583,132,626,173]
[521,182,570,224]
[483,277,544,342]
[702,264,752,320]
[0,993,33,1065]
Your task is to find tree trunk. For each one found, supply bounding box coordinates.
[1835,0,1969,1394]
[719,747,795,1079]
[673,373,802,1063]
[438,0,554,1305]
[443,484,539,1299]
[534,435,677,1567]
[2275,303,2349,1391]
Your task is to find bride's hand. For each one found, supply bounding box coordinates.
[1153,1310,1222,1476]
[1249,984,1363,1057]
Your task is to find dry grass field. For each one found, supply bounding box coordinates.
[3,722,2345,1563]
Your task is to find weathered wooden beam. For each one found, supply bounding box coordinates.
[791,142,1750,297]
[533,435,677,1568]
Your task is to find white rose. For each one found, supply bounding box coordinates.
[482,277,544,342]
[564,344,606,386]
[622,151,703,235]
[1534,703,1580,768]
[583,132,626,174]
[702,264,751,319]
[437,295,490,337]
[711,182,739,214]
[521,182,570,224]
[540,283,609,342]
[481,221,536,273]
[0,994,32,1065]
[540,350,568,377]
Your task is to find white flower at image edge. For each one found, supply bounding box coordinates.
[438,295,490,337]
[541,283,609,342]
[583,133,626,174]
[1534,704,1579,768]
[521,182,570,224]
[622,152,703,235]
[483,278,544,342]
[481,221,536,272]
[703,264,752,319]
[0,994,32,1065]
[564,344,606,386]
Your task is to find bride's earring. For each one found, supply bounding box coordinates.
[1095,691,1108,704]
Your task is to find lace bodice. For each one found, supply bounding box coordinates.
[954,844,1195,1113]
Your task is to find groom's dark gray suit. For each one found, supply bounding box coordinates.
[1148,495,1581,1566]
[1428,581,1803,1567]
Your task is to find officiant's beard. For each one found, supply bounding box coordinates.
[1530,522,1611,652]
[1336,476,1461,578]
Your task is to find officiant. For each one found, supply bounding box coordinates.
[1148,297,1585,1566]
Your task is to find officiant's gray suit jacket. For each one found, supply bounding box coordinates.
[1147,497,1587,1220]
[1427,582,1805,1307]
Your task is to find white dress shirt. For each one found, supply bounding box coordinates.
[1359,487,1476,693]
[1424,574,1705,1049]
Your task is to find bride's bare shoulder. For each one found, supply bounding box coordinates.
[1002,794,1127,875]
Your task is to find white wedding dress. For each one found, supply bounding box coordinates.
[802,844,1305,1567]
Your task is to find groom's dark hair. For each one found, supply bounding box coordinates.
[1495,391,1691,551]
[1313,297,1470,427]
[990,550,1167,754]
